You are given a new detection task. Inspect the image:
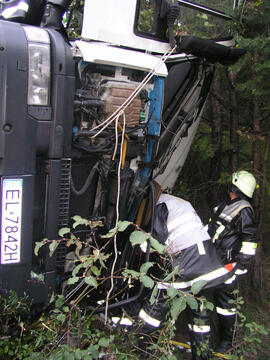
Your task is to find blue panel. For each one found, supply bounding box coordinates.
[139,76,164,182]
[128,76,164,221]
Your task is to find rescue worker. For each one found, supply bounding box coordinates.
[207,170,258,354]
[137,191,237,360]
[0,0,72,35]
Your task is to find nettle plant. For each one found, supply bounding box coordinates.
[225,290,269,360]
[35,216,212,320]
[32,217,269,359]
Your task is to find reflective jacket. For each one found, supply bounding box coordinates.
[207,197,258,271]
[151,194,236,291]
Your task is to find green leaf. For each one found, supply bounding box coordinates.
[117,220,131,232]
[167,287,178,300]
[149,236,165,254]
[140,275,155,289]
[86,344,99,359]
[204,300,214,311]
[56,313,66,324]
[72,263,84,277]
[191,280,207,295]
[167,355,177,360]
[49,292,55,304]
[140,262,154,274]
[67,276,80,285]
[98,337,111,347]
[91,265,101,276]
[170,296,187,320]
[34,239,47,256]
[163,266,179,282]
[49,241,60,257]
[55,295,64,308]
[72,215,83,222]
[30,271,44,282]
[84,276,98,288]
[58,227,70,237]
[130,230,149,246]
[186,295,198,311]
[122,269,140,279]
[91,220,103,228]
[102,227,117,238]
[75,239,83,257]
[72,215,89,229]
[150,285,158,304]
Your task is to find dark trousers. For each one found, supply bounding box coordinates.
[137,290,212,360]
[213,282,237,347]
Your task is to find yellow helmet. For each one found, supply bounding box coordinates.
[232,171,257,198]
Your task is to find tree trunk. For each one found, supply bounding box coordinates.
[252,96,261,218]
[209,74,223,206]
[250,96,262,288]
[228,71,239,173]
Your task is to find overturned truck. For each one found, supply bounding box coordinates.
[0,0,243,314]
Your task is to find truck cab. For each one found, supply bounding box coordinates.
[0,0,236,309]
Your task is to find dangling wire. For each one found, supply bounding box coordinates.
[104,111,126,323]
[89,45,177,140]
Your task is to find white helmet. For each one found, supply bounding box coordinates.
[232,170,257,198]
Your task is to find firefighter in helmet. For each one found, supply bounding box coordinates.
[0,0,72,34]
[207,170,258,354]
[136,190,237,360]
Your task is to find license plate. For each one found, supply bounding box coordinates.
[1,178,23,264]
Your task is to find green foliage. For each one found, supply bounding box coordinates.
[65,0,84,39]
[0,290,139,359]
[3,213,270,359]
[223,290,269,359]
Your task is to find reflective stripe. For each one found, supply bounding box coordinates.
[213,223,225,241]
[235,269,247,275]
[167,213,196,232]
[216,307,236,316]
[188,324,210,333]
[224,275,236,284]
[157,264,236,290]
[139,309,160,328]
[169,221,202,240]
[218,201,253,224]
[111,317,133,326]
[140,241,148,253]
[197,241,206,255]
[219,212,233,222]
[1,1,29,18]
[240,242,257,255]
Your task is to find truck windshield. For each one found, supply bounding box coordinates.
[135,0,233,42]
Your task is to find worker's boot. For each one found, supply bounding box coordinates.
[215,340,233,354]
[189,334,212,360]
[216,314,236,353]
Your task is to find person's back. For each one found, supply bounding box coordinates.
[137,192,236,360]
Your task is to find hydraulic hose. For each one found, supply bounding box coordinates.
[70,164,99,196]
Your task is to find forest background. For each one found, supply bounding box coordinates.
[170,0,270,356]
[172,0,270,297]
